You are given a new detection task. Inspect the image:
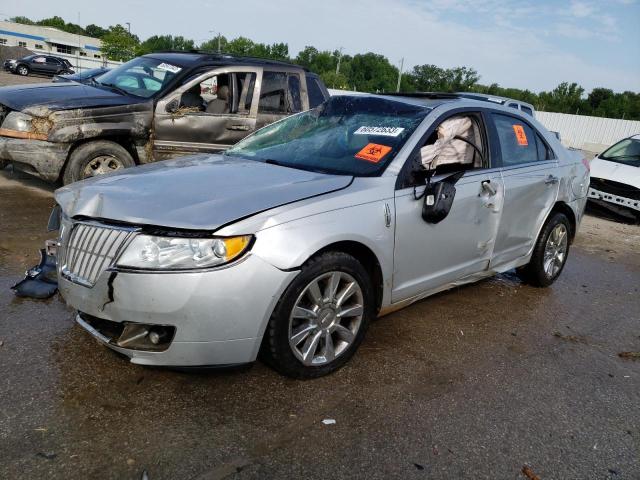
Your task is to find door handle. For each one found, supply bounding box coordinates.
[481,180,497,196]
[544,175,559,185]
[226,125,250,131]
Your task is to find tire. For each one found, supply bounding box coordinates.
[62,140,135,185]
[261,251,374,379]
[516,212,571,287]
[17,65,29,76]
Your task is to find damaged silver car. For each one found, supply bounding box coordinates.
[49,93,589,378]
[0,52,328,184]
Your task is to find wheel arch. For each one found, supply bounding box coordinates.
[549,201,577,242]
[59,136,141,182]
[304,240,384,314]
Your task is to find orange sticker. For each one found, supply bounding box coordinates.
[512,125,528,146]
[355,143,392,163]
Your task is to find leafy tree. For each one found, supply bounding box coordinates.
[85,24,108,38]
[348,53,398,92]
[10,16,35,25]
[101,24,139,62]
[137,35,194,55]
[200,35,228,53]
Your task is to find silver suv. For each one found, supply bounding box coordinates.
[51,93,589,378]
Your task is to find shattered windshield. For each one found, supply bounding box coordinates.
[94,57,182,98]
[225,95,429,176]
[600,138,640,167]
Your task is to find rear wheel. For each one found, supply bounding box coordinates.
[261,251,374,378]
[63,140,135,185]
[17,65,29,76]
[517,212,571,287]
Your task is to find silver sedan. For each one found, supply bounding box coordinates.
[52,94,590,378]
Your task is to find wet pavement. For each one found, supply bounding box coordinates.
[0,167,639,480]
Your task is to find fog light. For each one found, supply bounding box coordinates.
[149,331,161,345]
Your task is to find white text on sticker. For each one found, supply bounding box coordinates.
[354,126,405,137]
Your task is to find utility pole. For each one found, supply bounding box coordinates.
[126,22,131,34]
[218,33,221,53]
[336,47,343,75]
[396,57,404,93]
[77,12,81,72]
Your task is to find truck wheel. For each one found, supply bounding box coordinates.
[516,212,571,287]
[261,251,374,379]
[63,140,135,185]
[17,65,29,76]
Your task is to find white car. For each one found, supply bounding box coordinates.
[588,134,640,222]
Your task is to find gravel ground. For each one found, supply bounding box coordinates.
[0,167,638,480]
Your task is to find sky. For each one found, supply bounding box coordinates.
[3,0,639,92]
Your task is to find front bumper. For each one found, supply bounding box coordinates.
[58,254,299,366]
[0,136,69,182]
[588,187,640,213]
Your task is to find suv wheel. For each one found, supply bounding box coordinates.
[261,251,374,378]
[17,65,29,76]
[517,212,571,287]
[63,140,135,185]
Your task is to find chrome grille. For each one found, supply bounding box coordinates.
[60,222,133,287]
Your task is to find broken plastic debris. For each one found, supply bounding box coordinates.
[618,352,640,360]
[521,465,541,480]
[11,248,58,299]
[322,419,336,425]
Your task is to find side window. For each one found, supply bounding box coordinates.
[306,76,326,108]
[259,71,301,114]
[535,133,553,160]
[405,113,487,186]
[259,72,286,113]
[46,57,61,65]
[493,114,540,166]
[33,56,46,64]
[178,72,257,115]
[521,106,533,116]
[288,74,302,113]
[508,103,519,109]
[236,72,256,113]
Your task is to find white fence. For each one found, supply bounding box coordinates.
[535,111,640,154]
[53,52,122,73]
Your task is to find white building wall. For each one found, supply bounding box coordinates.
[536,111,640,154]
[0,20,122,72]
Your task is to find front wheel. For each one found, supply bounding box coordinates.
[17,65,29,76]
[517,212,571,287]
[63,140,135,185]
[261,251,374,379]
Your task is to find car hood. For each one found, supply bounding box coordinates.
[591,157,640,189]
[55,155,353,231]
[0,82,145,112]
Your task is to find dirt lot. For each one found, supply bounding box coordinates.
[0,70,53,87]
[0,166,638,480]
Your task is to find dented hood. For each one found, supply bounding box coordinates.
[54,155,353,231]
[591,157,640,189]
[0,82,147,112]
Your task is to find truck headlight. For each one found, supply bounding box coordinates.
[116,234,253,270]
[2,111,34,132]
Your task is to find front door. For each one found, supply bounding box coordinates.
[153,67,260,158]
[392,111,504,303]
[489,113,560,267]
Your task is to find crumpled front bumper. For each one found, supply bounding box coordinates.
[0,136,69,182]
[58,254,299,367]
[588,186,640,213]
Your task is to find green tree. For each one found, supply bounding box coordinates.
[137,35,194,55]
[200,35,228,53]
[101,24,139,62]
[85,24,108,38]
[348,53,398,92]
[10,16,34,25]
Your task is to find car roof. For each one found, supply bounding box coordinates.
[144,51,307,70]
[456,92,535,109]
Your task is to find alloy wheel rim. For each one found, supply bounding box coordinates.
[288,271,364,366]
[83,155,125,178]
[543,223,568,278]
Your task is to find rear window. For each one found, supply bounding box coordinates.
[226,95,429,177]
[521,106,533,116]
[493,114,551,166]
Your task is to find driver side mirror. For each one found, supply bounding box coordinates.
[166,98,179,113]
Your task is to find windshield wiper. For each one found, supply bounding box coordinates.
[98,82,130,96]
[604,154,640,160]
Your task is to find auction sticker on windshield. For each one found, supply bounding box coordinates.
[355,143,393,163]
[354,126,405,137]
[157,63,182,74]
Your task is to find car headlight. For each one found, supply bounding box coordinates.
[116,234,253,270]
[2,111,34,132]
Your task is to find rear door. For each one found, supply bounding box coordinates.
[153,67,260,158]
[44,57,62,75]
[255,69,308,129]
[489,112,560,267]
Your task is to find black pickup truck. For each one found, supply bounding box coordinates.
[0,52,329,184]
